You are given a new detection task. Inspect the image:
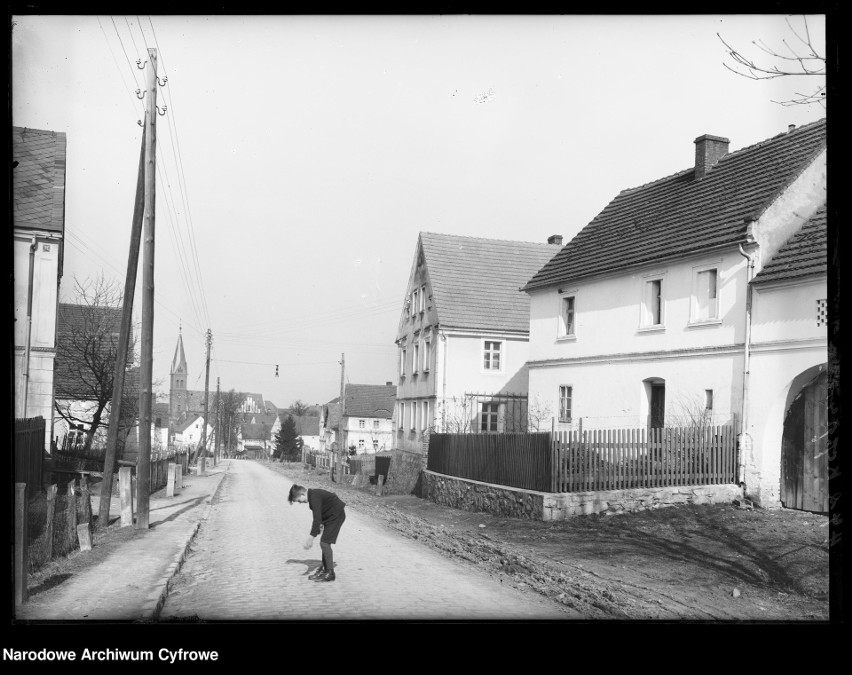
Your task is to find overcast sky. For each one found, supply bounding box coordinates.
[12,14,827,409]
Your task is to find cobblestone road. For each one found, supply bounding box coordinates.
[159,460,570,621]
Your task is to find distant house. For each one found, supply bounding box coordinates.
[522,119,827,510]
[12,126,67,451]
[271,412,321,452]
[237,423,272,460]
[320,384,396,454]
[173,413,213,451]
[394,232,561,451]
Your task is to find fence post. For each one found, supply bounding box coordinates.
[15,483,28,606]
[166,462,177,497]
[119,466,134,527]
[375,474,385,496]
[66,481,78,552]
[45,484,57,560]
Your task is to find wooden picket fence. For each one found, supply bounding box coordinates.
[551,423,739,493]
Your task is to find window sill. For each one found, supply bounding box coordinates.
[636,325,666,334]
[556,335,577,343]
[687,319,722,328]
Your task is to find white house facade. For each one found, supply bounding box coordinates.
[522,119,827,510]
[394,232,561,451]
[12,127,67,451]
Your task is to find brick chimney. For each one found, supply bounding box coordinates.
[693,134,730,180]
[547,234,563,245]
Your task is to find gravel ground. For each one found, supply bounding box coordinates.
[267,462,831,621]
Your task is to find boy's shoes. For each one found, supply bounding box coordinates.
[307,566,327,580]
[314,570,336,582]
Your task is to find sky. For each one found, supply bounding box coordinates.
[11,14,827,409]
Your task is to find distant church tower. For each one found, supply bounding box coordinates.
[170,325,188,428]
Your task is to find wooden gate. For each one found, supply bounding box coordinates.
[781,370,828,513]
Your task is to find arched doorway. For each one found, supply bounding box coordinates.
[780,370,828,512]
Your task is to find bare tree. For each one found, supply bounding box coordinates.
[218,389,247,455]
[53,275,138,453]
[289,399,310,416]
[439,396,475,433]
[527,395,555,432]
[718,15,826,107]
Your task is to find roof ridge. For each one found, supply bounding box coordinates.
[421,231,557,248]
[617,118,826,197]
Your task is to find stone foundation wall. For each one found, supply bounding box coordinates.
[422,470,744,521]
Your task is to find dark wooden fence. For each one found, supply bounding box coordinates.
[15,417,45,491]
[427,432,553,492]
[552,424,739,492]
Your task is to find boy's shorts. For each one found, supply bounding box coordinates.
[320,509,346,544]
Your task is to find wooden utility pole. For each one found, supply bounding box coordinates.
[215,377,221,464]
[338,353,345,455]
[97,129,146,530]
[136,48,159,530]
[199,329,212,472]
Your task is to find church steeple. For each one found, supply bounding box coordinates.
[170,324,189,427]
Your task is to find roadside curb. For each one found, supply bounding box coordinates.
[138,465,229,622]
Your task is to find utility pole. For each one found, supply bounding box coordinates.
[199,329,212,473]
[215,377,221,464]
[136,48,160,530]
[338,353,345,459]
[98,128,146,530]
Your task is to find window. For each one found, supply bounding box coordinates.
[412,289,419,317]
[373,419,379,429]
[480,402,500,432]
[400,348,406,377]
[421,400,429,432]
[423,339,431,371]
[642,278,663,327]
[413,343,420,373]
[559,386,572,423]
[410,400,417,430]
[359,419,365,429]
[705,389,714,411]
[358,439,365,449]
[420,285,427,312]
[397,402,404,430]
[373,440,379,451]
[694,268,719,321]
[483,340,502,371]
[559,295,576,337]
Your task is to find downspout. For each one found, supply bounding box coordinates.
[440,328,448,432]
[737,243,755,486]
[21,235,38,418]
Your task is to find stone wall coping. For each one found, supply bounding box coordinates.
[423,469,552,497]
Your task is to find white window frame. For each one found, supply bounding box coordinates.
[359,419,365,429]
[410,400,417,431]
[480,401,502,433]
[559,385,573,423]
[413,342,420,374]
[412,289,419,318]
[482,339,504,373]
[397,402,404,430]
[373,439,379,451]
[689,262,722,325]
[358,438,365,450]
[705,389,714,412]
[421,400,429,432]
[639,272,666,330]
[420,285,427,312]
[400,348,406,378]
[373,419,379,429]
[423,338,431,372]
[557,290,577,339]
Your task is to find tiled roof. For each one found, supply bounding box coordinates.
[175,414,205,435]
[419,232,560,332]
[343,384,397,419]
[753,203,827,285]
[54,303,124,399]
[293,415,320,436]
[240,423,271,440]
[246,413,279,427]
[180,390,216,413]
[12,126,67,234]
[323,402,342,429]
[524,118,827,291]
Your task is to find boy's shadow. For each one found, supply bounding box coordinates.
[286,558,336,576]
